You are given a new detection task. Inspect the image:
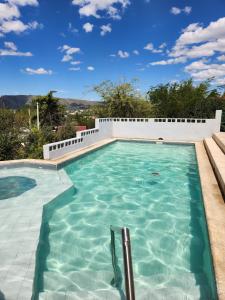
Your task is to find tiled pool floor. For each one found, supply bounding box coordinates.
[0,166,73,300]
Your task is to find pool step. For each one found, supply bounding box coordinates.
[204,136,225,196]
[40,270,212,299]
[39,290,120,300]
[43,270,115,292]
[213,132,225,154]
[39,285,210,300]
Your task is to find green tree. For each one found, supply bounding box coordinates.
[55,121,76,142]
[32,91,66,128]
[68,111,95,129]
[25,127,54,159]
[0,109,24,160]
[147,79,225,118]
[93,80,153,118]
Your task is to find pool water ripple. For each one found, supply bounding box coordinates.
[35,141,217,299]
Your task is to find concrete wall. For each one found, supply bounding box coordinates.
[111,112,221,141]
[43,120,113,160]
[43,110,222,160]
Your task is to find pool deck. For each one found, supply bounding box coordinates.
[0,138,225,299]
[195,142,225,300]
[0,167,73,300]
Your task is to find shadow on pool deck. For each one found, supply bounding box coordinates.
[188,164,218,300]
[0,176,36,200]
[0,290,5,300]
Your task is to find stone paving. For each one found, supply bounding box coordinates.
[0,166,73,300]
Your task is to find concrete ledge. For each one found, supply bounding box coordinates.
[213,133,225,154]
[204,137,225,197]
[0,158,56,170]
[0,139,116,171]
[195,141,225,300]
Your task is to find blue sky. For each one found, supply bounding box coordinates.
[0,0,225,100]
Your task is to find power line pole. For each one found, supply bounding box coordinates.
[37,101,40,130]
[28,108,31,129]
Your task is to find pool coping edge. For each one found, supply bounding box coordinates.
[195,141,225,300]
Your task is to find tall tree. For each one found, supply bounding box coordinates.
[147,79,225,119]
[93,80,153,118]
[32,91,66,128]
[0,109,23,160]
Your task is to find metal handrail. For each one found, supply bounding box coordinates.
[110,226,135,300]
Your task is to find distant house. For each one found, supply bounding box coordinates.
[75,125,87,131]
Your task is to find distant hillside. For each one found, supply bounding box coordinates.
[0,95,99,110]
[0,95,33,109]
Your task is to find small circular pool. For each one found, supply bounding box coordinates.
[0,176,36,200]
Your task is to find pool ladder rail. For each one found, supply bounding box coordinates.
[110,226,135,300]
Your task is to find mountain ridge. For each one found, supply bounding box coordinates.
[0,95,99,110]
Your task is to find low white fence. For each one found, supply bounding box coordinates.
[43,120,113,159]
[43,110,222,160]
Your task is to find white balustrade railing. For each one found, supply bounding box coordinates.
[43,110,222,160]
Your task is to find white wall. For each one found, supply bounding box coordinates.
[111,116,221,141]
[43,110,222,160]
[43,120,113,160]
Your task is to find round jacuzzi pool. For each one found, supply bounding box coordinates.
[0,176,36,200]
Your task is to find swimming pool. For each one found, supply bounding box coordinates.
[34,141,217,299]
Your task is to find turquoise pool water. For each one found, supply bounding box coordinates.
[35,141,217,299]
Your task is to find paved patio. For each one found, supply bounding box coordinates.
[0,166,73,300]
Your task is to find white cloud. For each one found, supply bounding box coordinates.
[69,67,80,71]
[185,60,225,84]
[28,21,43,30]
[170,18,225,61]
[159,42,167,49]
[170,7,181,15]
[150,57,187,66]
[144,43,154,51]
[24,67,53,75]
[72,0,130,19]
[59,45,81,62]
[217,55,225,62]
[87,66,94,71]
[176,17,225,46]
[83,22,94,33]
[0,41,32,56]
[183,6,192,15]
[0,3,20,21]
[0,1,41,36]
[133,50,139,55]
[137,67,145,71]
[118,50,129,58]
[4,41,17,50]
[68,22,78,34]
[215,78,225,85]
[0,20,28,34]
[8,0,38,6]
[152,49,163,53]
[60,45,80,55]
[151,17,225,66]
[144,42,164,53]
[170,6,192,15]
[70,60,82,65]
[100,23,112,36]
